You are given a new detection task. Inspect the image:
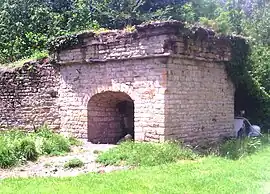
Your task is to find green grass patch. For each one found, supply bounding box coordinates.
[96,141,197,167]
[0,50,49,68]
[1,147,270,194]
[68,137,83,146]
[64,158,84,169]
[0,126,78,168]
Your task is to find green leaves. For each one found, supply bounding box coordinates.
[0,0,98,64]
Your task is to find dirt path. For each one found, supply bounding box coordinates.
[0,141,127,179]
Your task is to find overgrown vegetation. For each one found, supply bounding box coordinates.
[64,158,84,169]
[0,126,76,168]
[68,136,83,146]
[97,141,197,167]
[219,136,270,160]
[97,136,270,167]
[1,50,49,68]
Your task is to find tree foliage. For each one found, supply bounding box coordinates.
[0,0,99,63]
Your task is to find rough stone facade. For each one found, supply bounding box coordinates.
[0,21,235,144]
[0,62,60,131]
[166,58,234,142]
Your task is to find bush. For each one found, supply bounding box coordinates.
[96,141,197,167]
[219,136,269,160]
[68,137,83,146]
[0,126,78,168]
[35,126,71,155]
[0,141,18,168]
[35,125,55,139]
[64,158,84,169]
[18,139,39,161]
[42,134,70,156]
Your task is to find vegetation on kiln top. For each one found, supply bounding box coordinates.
[47,20,236,53]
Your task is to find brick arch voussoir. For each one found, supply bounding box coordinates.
[90,85,135,102]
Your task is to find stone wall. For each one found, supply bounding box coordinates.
[58,58,168,142]
[54,21,234,143]
[165,58,234,143]
[0,62,60,131]
[0,21,237,144]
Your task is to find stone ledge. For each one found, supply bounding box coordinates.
[53,20,233,65]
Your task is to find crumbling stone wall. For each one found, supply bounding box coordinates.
[0,21,236,144]
[54,21,235,143]
[0,62,60,130]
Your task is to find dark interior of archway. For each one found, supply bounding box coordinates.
[234,84,267,129]
[87,92,134,144]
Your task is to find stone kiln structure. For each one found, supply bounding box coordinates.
[0,21,235,144]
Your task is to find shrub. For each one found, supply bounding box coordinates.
[0,126,74,168]
[96,141,197,167]
[0,141,18,168]
[68,137,83,146]
[18,139,39,161]
[34,126,71,155]
[35,125,55,139]
[1,129,26,140]
[41,134,70,155]
[64,158,84,169]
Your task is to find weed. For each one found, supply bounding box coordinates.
[41,134,70,155]
[0,141,18,168]
[219,136,269,160]
[96,141,197,167]
[124,25,136,32]
[0,125,75,168]
[35,125,54,139]
[64,158,84,169]
[68,137,82,146]
[93,150,102,155]
[17,139,38,161]
[35,125,71,155]
[0,50,49,68]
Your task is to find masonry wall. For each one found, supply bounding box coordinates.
[54,21,234,143]
[165,57,235,143]
[0,63,60,130]
[58,58,168,142]
[0,21,237,144]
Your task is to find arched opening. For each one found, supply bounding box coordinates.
[234,85,262,123]
[87,91,134,144]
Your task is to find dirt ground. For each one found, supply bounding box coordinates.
[0,140,128,179]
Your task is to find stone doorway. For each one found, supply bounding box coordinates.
[87,91,134,144]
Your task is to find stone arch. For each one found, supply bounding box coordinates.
[87,91,134,144]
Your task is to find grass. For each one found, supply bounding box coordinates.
[1,147,270,194]
[219,135,270,159]
[0,50,49,68]
[64,158,84,169]
[96,141,197,166]
[68,137,83,146]
[0,126,75,168]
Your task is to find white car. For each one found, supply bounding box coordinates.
[234,117,262,138]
